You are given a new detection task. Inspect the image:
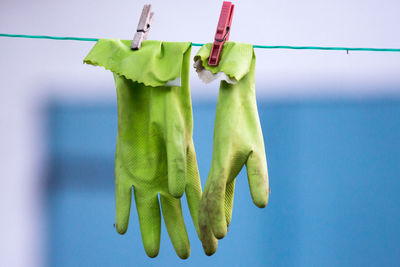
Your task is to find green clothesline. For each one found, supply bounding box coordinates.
[1,33,400,52]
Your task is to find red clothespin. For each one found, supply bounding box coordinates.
[208,1,235,66]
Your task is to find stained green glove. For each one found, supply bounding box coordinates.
[194,42,270,255]
[84,39,204,259]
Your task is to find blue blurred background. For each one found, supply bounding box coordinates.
[46,99,400,266]
[1,0,400,266]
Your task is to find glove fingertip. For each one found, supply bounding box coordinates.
[144,245,160,258]
[176,246,191,260]
[115,184,132,235]
[206,186,228,240]
[115,222,128,235]
[168,182,185,198]
[203,240,218,256]
[254,193,269,208]
[167,146,187,198]
[142,224,161,258]
[213,226,227,240]
[199,197,219,256]
[250,176,269,208]
[167,163,186,198]
[246,151,269,209]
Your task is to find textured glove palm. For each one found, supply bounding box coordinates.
[194,42,270,256]
[84,40,204,259]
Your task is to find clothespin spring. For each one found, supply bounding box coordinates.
[215,26,230,42]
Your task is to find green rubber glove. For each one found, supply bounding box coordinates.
[84,39,204,259]
[194,42,270,255]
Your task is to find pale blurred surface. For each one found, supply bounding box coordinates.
[0,0,400,266]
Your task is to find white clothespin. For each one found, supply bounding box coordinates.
[131,4,155,50]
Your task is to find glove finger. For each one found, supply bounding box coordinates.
[206,175,228,239]
[134,189,161,258]
[184,143,202,236]
[165,122,186,198]
[224,180,236,227]
[199,190,218,256]
[160,194,190,259]
[115,180,132,235]
[246,150,269,208]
